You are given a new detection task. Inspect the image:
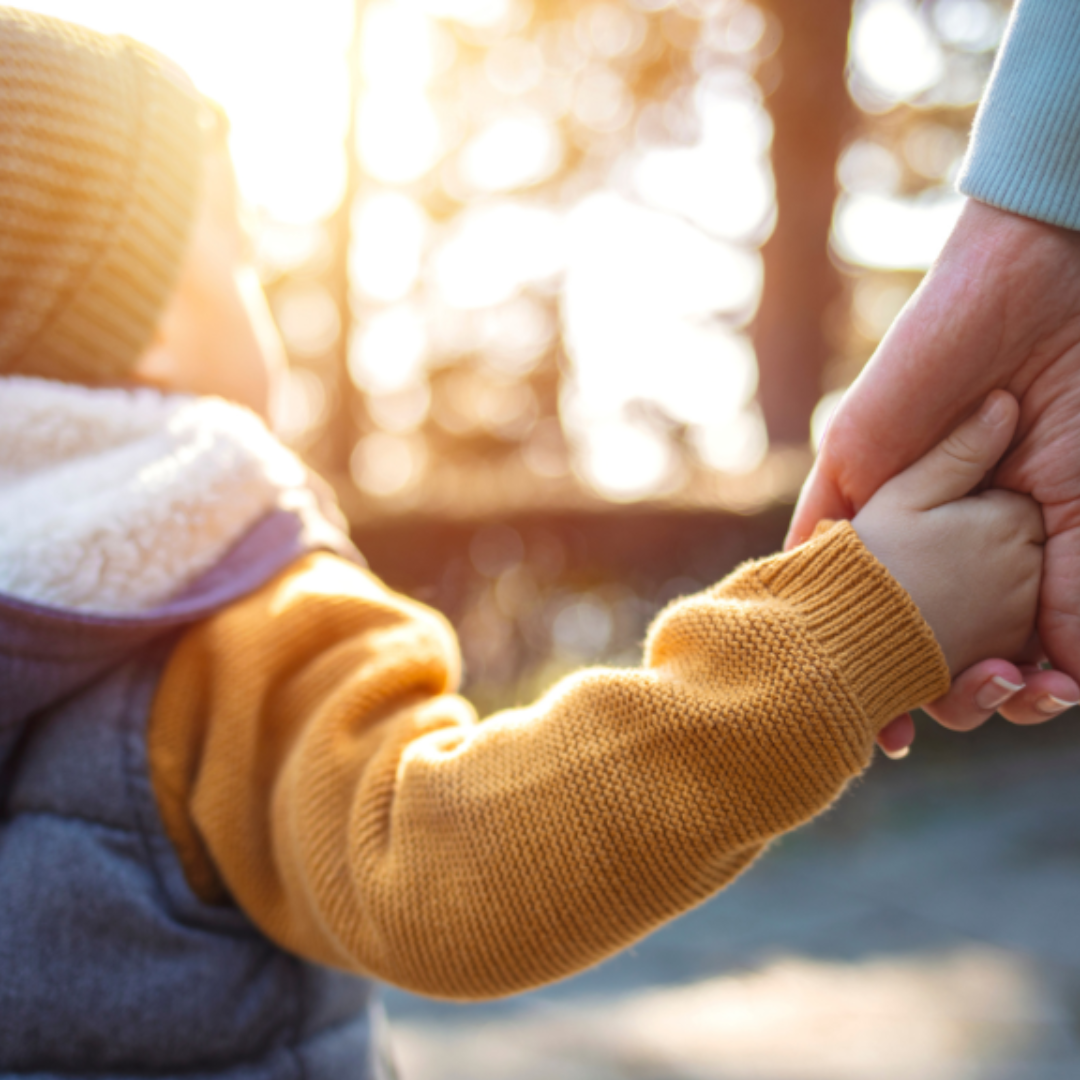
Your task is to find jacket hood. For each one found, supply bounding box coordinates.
[0,376,359,775]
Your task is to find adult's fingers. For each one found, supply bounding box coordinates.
[785,458,853,550]
[877,661,1079,753]
[922,658,1028,732]
[884,391,1018,512]
[997,667,1080,724]
[922,659,1079,730]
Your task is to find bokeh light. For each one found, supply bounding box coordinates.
[834,192,965,270]
[852,0,945,104]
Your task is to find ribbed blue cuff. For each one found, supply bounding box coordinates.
[959,0,1080,232]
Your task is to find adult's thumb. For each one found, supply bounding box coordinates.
[887,390,1018,510]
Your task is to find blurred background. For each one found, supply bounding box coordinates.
[24,1,1080,1076]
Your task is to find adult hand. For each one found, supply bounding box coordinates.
[788,199,1080,747]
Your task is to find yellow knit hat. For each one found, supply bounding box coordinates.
[0,7,204,384]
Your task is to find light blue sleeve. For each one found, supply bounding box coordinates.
[958,0,1080,231]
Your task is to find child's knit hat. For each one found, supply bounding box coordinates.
[0,7,204,384]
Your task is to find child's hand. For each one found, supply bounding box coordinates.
[853,391,1044,676]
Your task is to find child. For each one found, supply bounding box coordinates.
[0,8,1044,1078]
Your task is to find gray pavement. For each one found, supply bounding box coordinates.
[383,728,1080,1079]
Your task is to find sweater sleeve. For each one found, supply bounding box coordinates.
[148,522,948,1001]
[959,0,1080,230]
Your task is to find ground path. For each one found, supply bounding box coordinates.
[384,728,1080,1079]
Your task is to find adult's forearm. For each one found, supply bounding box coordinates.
[960,0,1080,231]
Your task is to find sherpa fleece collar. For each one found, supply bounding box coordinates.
[0,376,313,614]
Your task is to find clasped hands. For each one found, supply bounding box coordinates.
[788,199,1080,755]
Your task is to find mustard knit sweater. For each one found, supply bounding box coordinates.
[148,521,949,1001]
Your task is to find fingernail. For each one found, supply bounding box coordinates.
[882,745,910,761]
[979,393,1008,424]
[1036,694,1078,715]
[974,676,1025,711]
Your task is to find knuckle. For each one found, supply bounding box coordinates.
[940,429,984,466]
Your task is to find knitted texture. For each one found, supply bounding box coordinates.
[0,8,203,383]
[959,0,1080,230]
[148,523,949,1001]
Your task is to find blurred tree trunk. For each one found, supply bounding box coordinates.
[321,0,366,481]
[753,0,856,446]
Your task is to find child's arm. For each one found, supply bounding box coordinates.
[149,394,1038,1000]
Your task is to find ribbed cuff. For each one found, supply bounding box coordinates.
[756,522,950,731]
[959,0,1080,232]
